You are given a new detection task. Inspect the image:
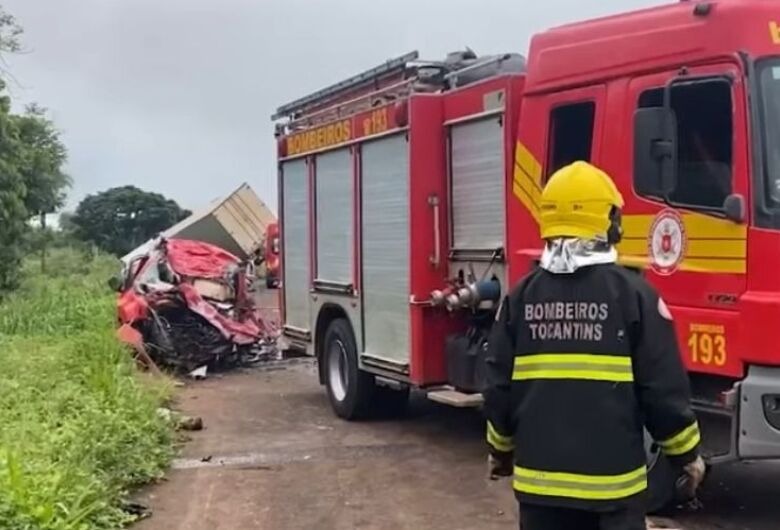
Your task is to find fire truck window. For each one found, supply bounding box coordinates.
[547,102,595,176]
[759,63,780,206]
[637,82,733,209]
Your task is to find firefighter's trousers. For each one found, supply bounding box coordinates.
[518,502,646,530]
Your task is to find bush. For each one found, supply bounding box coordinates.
[0,248,174,530]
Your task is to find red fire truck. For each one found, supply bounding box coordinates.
[273,0,780,508]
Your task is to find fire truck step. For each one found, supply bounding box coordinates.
[426,387,484,408]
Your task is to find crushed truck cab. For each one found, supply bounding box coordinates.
[272,0,780,508]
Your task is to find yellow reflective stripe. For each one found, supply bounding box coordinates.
[515,354,632,367]
[513,354,633,382]
[515,142,542,182]
[487,421,514,453]
[514,370,634,382]
[515,465,645,485]
[513,465,647,501]
[658,421,701,456]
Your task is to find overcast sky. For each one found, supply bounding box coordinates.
[3,0,662,214]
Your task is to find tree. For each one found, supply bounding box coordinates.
[14,105,71,271]
[0,89,27,290]
[58,211,78,236]
[15,104,70,218]
[72,186,191,256]
[0,6,71,291]
[0,7,25,291]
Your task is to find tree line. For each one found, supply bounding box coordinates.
[0,6,189,293]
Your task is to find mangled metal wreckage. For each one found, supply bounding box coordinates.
[113,238,277,372]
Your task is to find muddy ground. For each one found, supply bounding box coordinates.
[132,357,780,530]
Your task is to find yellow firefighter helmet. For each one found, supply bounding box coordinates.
[539,161,625,241]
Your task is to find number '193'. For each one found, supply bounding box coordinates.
[688,325,726,367]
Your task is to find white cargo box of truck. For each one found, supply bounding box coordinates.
[121,182,276,264]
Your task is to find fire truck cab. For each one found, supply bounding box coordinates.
[273,0,780,509]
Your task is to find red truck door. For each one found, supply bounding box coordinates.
[617,62,749,378]
[512,84,607,274]
[518,84,607,181]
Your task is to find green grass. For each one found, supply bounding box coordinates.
[0,248,174,530]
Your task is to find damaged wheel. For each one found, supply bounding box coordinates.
[323,318,375,420]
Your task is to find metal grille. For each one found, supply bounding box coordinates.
[450,117,505,250]
[315,149,353,284]
[361,134,410,365]
[281,159,310,331]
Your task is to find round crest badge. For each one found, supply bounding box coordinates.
[648,209,686,275]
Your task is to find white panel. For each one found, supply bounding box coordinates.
[361,135,410,365]
[450,117,505,249]
[315,149,353,284]
[281,159,310,331]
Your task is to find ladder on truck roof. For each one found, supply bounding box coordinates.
[272,51,419,121]
[273,50,527,134]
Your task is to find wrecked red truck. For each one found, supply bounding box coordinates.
[263,222,280,289]
[111,238,276,373]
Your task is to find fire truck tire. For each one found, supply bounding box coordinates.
[323,318,375,420]
[644,429,676,514]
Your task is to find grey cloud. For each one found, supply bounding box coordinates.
[3,0,662,213]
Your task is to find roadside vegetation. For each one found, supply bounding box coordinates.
[0,7,182,527]
[0,248,175,530]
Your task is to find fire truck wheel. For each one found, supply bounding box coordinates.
[644,429,676,514]
[323,318,375,420]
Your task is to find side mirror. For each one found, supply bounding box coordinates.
[723,194,746,223]
[634,107,678,198]
[107,275,123,292]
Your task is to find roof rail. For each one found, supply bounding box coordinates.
[272,51,419,120]
[282,78,415,133]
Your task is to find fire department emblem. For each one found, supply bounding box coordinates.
[648,210,686,275]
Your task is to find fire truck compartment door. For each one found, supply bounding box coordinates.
[361,134,410,366]
[281,158,311,332]
[315,148,353,284]
[449,116,505,251]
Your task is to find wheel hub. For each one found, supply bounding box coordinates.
[327,339,349,402]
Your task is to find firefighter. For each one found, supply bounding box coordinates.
[484,161,706,530]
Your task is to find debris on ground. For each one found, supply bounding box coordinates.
[121,501,152,521]
[178,415,204,432]
[157,407,204,431]
[646,518,683,529]
[189,365,208,380]
[114,238,280,373]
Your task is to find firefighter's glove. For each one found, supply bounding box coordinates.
[488,452,513,480]
[676,455,706,501]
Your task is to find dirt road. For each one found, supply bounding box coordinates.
[135,359,780,530]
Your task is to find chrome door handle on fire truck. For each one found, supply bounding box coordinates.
[429,194,441,268]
